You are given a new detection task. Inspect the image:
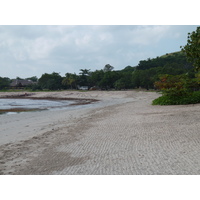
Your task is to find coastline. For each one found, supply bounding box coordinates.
[0,91,99,110]
[1,90,200,175]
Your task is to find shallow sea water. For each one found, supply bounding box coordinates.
[0,98,75,114]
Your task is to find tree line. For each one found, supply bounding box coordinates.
[36,52,196,91]
[0,54,195,91]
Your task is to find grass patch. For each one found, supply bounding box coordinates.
[152,91,200,105]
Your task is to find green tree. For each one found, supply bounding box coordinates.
[99,71,120,89]
[16,76,23,80]
[78,69,91,86]
[181,26,200,71]
[62,73,78,89]
[122,65,135,72]
[155,74,188,97]
[103,64,114,72]
[39,72,63,90]
[79,69,91,76]
[89,70,105,87]
[114,79,126,90]
[0,77,10,90]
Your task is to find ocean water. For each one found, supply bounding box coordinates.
[0,98,74,113]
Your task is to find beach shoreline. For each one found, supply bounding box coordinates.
[1,90,200,175]
[0,93,99,114]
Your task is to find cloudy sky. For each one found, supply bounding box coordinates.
[0,25,199,79]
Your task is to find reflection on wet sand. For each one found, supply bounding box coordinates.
[0,97,98,114]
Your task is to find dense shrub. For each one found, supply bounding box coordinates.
[152,91,200,105]
[153,74,200,105]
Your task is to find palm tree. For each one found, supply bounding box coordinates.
[62,73,78,89]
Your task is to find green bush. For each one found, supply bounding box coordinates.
[152,91,200,105]
[153,73,200,105]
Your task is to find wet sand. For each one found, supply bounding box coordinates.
[1,90,200,175]
[0,92,98,114]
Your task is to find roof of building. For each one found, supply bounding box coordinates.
[10,79,35,87]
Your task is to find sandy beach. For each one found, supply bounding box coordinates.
[1,90,200,175]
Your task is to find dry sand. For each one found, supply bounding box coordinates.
[1,90,200,175]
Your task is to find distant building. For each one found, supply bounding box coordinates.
[10,79,35,88]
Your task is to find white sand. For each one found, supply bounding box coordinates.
[1,90,200,175]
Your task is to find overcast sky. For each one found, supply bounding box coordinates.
[0,25,199,79]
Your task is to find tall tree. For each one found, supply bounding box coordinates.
[99,71,120,89]
[103,64,114,72]
[89,70,104,87]
[39,72,63,90]
[79,69,91,76]
[62,73,78,89]
[0,77,10,90]
[181,26,200,71]
[79,69,91,86]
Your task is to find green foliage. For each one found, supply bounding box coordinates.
[0,77,10,89]
[38,72,63,90]
[114,79,126,90]
[121,65,135,72]
[181,26,200,71]
[152,91,200,105]
[62,73,78,89]
[115,72,133,89]
[131,52,194,90]
[153,74,200,105]
[89,70,104,87]
[155,74,186,96]
[153,26,200,106]
[16,76,23,80]
[136,52,192,71]
[99,71,121,89]
[29,84,42,91]
[78,69,91,86]
[103,64,114,72]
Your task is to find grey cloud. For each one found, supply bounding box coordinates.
[0,25,199,78]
